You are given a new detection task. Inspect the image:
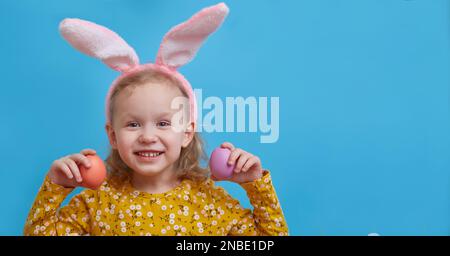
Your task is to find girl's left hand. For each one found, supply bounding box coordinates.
[211,142,264,184]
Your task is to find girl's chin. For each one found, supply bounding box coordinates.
[133,169,164,177]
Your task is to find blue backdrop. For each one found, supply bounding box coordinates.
[1,0,449,236]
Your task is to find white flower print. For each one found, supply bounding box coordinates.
[147,211,153,218]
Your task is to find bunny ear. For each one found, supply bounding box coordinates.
[59,18,139,72]
[155,2,229,69]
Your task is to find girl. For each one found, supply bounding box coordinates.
[24,3,288,236]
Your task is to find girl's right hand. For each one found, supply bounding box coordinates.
[47,149,97,188]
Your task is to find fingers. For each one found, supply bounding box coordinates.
[220,142,235,151]
[234,153,251,173]
[241,156,260,172]
[63,157,83,183]
[227,148,242,166]
[226,148,261,173]
[70,153,91,169]
[80,148,96,156]
[54,159,73,179]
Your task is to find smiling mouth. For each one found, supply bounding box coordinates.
[135,152,163,157]
[133,150,165,160]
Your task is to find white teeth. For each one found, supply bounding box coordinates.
[137,152,162,157]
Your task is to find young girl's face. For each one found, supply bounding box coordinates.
[106,82,194,179]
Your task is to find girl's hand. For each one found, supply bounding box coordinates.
[47,149,97,188]
[211,142,263,184]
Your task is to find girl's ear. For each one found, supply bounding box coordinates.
[105,123,118,149]
[182,123,195,148]
[155,2,229,69]
[59,18,139,72]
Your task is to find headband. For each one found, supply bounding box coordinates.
[59,2,229,126]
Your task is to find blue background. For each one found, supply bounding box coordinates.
[1,0,449,236]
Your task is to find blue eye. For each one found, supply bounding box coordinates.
[158,121,171,127]
[127,122,140,128]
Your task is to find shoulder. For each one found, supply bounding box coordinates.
[184,177,237,203]
[75,178,120,204]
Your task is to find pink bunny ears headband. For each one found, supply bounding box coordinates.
[59,3,229,126]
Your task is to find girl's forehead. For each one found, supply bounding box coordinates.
[114,83,189,118]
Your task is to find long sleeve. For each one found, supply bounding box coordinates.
[24,175,93,236]
[210,170,289,236]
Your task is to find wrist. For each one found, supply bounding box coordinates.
[237,169,267,185]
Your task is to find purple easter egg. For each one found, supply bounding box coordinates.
[209,148,235,179]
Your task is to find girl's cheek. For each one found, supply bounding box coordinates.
[117,131,135,145]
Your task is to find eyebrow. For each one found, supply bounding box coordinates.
[121,111,175,120]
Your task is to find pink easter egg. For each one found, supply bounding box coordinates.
[209,147,235,179]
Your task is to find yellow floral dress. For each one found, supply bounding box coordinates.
[24,170,288,236]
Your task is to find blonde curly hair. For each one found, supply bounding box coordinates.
[105,69,209,189]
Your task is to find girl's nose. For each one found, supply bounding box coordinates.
[138,128,158,144]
